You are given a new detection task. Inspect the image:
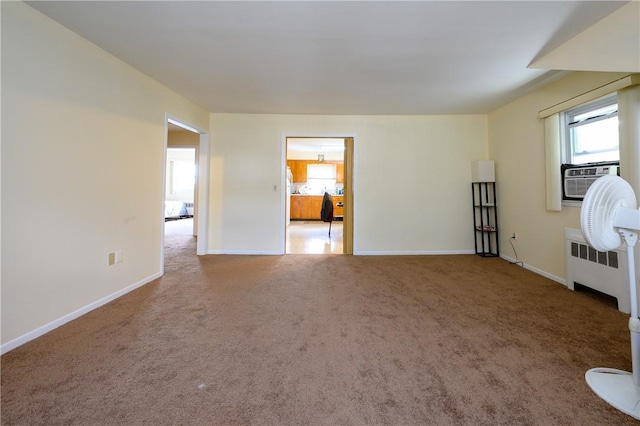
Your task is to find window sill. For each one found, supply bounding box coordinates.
[562,200,582,208]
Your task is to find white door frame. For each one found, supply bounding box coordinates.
[162,114,210,273]
[281,132,357,254]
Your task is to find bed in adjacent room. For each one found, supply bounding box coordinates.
[164,200,189,220]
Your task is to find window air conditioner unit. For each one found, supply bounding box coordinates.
[561,162,620,201]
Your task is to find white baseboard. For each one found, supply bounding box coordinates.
[356,250,476,256]
[207,249,478,256]
[500,254,566,286]
[1,272,162,355]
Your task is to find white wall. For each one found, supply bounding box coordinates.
[1,2,209,349]
[488,71,630,281]
[168,130,200,148]
[209,114,488,255]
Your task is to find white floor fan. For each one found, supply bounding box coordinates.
[581,174,640,419]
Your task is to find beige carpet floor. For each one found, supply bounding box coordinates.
[1,228,637,425]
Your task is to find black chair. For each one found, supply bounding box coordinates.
[320,192,334,236]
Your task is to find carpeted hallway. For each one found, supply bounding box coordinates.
[1,225,637,425]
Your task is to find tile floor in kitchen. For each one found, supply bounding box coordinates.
[287,220,343,254]
[165,218,343,255]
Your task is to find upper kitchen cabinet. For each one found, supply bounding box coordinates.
[287,160,307,183]
[335,162,344,184]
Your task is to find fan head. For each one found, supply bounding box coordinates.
[581,175,638,252]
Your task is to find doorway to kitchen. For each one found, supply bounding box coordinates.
[285,136,354,254]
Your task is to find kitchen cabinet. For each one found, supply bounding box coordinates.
[306,196,324,219]
[291,195,344,220]
[335,163,344,183]
[333,195,344,218]
[290,195,304,219]
[290,195,323,220]
[287,160,307,183]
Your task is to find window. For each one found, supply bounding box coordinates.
[559,94,620,202]
[306,163,336,194]
[168,160,195,194]
[563,94,618,165]
[166,148,196,198]
[542,75,638,211]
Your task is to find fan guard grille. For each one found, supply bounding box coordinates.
[581,175,638,252]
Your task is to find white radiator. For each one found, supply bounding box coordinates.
[184,202,194,216]
[565,228,630,313]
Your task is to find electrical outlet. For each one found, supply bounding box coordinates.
[512,232,517,240]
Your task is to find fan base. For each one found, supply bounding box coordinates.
[586,368,640,419]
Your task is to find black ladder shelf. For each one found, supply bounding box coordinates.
[472,182,499,257]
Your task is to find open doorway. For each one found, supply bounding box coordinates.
[165,146,196,234]
[162,116,210,273]
[165,125,198,249]
[285,136,354,254]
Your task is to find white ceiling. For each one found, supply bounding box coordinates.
[26,1,637,115]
